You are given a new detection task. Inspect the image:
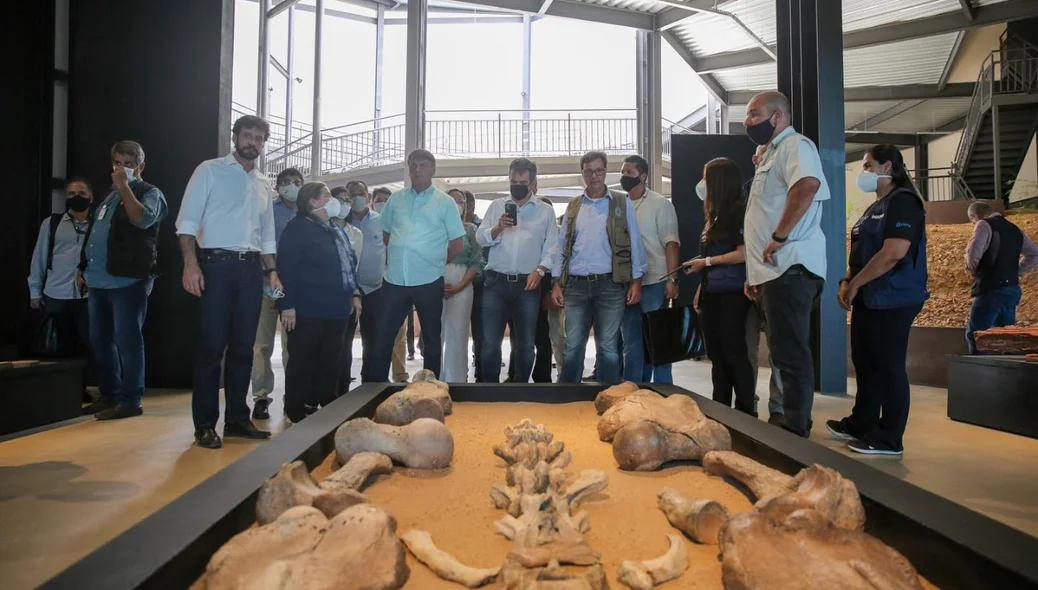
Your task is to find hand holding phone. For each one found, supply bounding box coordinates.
[505,202,518,225]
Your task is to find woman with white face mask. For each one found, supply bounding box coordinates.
[827,144,928,456]
[275,182,361,422]
[439,188,485,382]
[329,186,365,394]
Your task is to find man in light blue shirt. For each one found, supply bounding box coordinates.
[250,166,303,420]
[371,149,466,380]
[550,151,648,384]
[81,141,168,420]
[348,180,389,382]
[476,158,558,383]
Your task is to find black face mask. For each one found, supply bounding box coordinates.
[510,184,529,200]
[619,175,642,192]
[746,114,776,146]
[66,196,91,213]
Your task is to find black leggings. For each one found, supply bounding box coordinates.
[285,316,347,422]
[700,290,756,416]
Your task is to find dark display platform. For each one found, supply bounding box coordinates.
[40,383,1038,590]
[0,359,85,436]
[947,355,1038,439]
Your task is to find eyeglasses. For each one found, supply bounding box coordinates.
[279,179,303,187]
[582,168,607,178]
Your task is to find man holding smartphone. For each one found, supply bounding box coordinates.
[476,158,558,383]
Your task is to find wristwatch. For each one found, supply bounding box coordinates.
[771,232,789,244]
[536,268,546,277]
[667,277,678,284]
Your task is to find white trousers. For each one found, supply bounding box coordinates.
[440,263,474,383]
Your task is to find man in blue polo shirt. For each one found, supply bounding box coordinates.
[370,149,466,380]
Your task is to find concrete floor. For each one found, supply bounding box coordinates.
[2,336,1037,589]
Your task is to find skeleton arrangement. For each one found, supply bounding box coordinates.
[375,370,454,426]
[595,383,732,471]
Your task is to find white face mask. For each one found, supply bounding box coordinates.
[696,179,707,201]
[351,196,367,212]
[320,198,341,219]
[278,184,300,202]
[456,203,466,218]
[856,170,892,194]
[374,201,386,214]
[124,167,137,182]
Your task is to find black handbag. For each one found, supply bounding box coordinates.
[31,311,74,357]
[641,301,706,366]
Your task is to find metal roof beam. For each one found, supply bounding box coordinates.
[451,0,654,29]
[655,0,720,31]
[537,0,555,15]
[653,0,774,61]
[269,0,305,19]
[958,0,975,21]
[695,0,1038,73]
[728,82,975,104]
[845,131,947,146]
[938,30,967,91]
[849,100,925,131]
[662,30,728,103]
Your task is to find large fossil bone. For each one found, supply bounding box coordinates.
[401,529,500,588]
[719,511,923,590]
[320,452,393,491]
[617,534,689,590]
[255,461,367,525]
[335,417,454,469]
[409,369,454,414]
[206,504,410,590]
[593,381,643,414]
[703,451,865,531]
[657,487,730,545]
[374,389,446,425]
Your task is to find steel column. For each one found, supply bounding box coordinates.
[522,15,532,155]
[285,5,295,143]
[776,0,848,394]
[635,30,663,191]
[310,0,325,178]
[706,95,718,134]
[719,103,729,134]
[992,105,1002,201]
[374,4,385,158]
[258,0,271,169]
[915,137,929,200]
[404,0,428,160]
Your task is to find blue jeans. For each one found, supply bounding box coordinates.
[560,276,626,384]
[370,278,445,381]
[192,256,263,429]
[620,281,672,383]
[966,285,1022,354]
[481,272,541,383]
[88,278,153,407]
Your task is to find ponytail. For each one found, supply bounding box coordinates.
[868,144,913,190]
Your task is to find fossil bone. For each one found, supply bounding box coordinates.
[657,487,730,545]
[401,529,500,588]
[255,461,367,525]
[320,452,393,491]
[374,389,446,426]
[206,504,409,590]
[409,369,454,414]
[335,417,454,469]
[593,381,643,414]
[719,511,923,590]
[703,451,865,531]
[617,534,689,590]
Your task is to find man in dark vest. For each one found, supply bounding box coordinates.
[80,140,168,419]
[964,201,1038,353]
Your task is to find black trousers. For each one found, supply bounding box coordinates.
[338,310,359,394]
[286,316,347,422]
[840,302,922,451]
[406,306,416,356]
[42,296,93,393]
[371,279,445,380]
[359,289,382,382]
[700,290,756,416]
[471,280,484,381]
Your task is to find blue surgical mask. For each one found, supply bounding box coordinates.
[321,198,341,219]
[374,202,387,214]
[351,196,367,212]
[278,184,300,202]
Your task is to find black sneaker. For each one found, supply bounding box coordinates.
[768,413,784,426]
[224,420,271,440]
[407,353,415,361]
[96,404,143,421]
[303,404,319,415]
[83,397,116,416]
[826,420,856,441]
[848,439,902,456]
[195,427,222,449]
[252,399,271,420]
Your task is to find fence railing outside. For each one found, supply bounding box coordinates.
[918,167,977,202]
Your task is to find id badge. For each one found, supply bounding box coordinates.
[97,204,109,221]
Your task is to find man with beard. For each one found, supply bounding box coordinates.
[177,115,281,449]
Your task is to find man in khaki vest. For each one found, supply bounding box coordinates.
[551,151,648,384]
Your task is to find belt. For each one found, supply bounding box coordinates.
[570,273,612,281]
[486,269,524,282]
[200,248,260,261]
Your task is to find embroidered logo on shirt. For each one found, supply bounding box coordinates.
[895,222,911,228]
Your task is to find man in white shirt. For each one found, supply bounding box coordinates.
[617,155,680,383]
[476,158,558,383]
[176,115,281,449]
[743,91,829,438]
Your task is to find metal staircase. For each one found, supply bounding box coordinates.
[953,30,1038,202]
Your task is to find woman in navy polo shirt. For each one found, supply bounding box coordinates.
[276,182,360,423]
[828,144,928,456]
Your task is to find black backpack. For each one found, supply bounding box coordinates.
[41,213,64,292]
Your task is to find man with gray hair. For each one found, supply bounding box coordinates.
[80,140,168,420]
[964,201,1038,353]
[742,90,829,438]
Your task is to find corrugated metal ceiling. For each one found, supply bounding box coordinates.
[580,0,668,15]
[728,101,912,129]
[872,97,973,132]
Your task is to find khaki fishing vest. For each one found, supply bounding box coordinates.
[557,191,633,285]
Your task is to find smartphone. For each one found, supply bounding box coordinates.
[505,202,518,224]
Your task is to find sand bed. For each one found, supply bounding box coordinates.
[313,401,753,589]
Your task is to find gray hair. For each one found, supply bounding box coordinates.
[297,182,329,217]
[968,201,995,220]
[111,140,145,166]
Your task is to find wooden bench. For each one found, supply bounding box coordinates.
[0,359,85,436]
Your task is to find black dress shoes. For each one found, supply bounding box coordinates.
[83,397,116,416]
[195,427,222,449]
[252,399,271,420]
[224,420,271,440]
[96,404,143,420]
[303,404,319,416]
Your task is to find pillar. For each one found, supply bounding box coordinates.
[258,0,270,169]
[404,0,428,159]
[285,5,295,143]
[310,0,325,178]
[522,15,532,155]
[636,30,663,191]
[374,4,384,159]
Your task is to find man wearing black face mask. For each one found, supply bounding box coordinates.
[742,91,830,438]
[476,158,558,383]
[28,177,95,400]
